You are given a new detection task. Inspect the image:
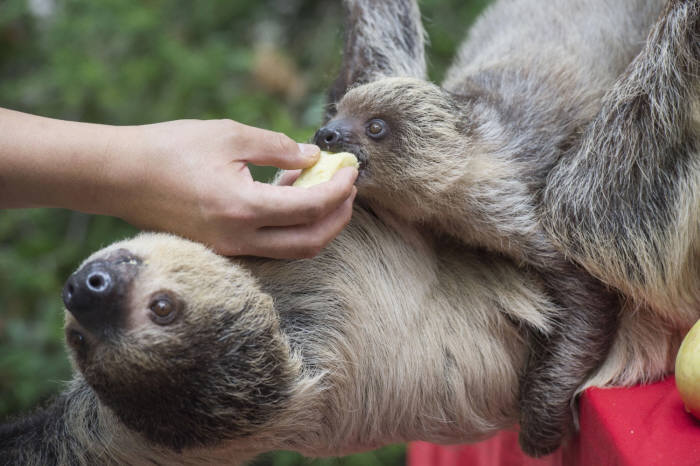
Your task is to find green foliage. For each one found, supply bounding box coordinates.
[0,210,137,415]
[0,0,488,464]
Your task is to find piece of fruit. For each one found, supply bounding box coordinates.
[293,151,359,188]
[675,319,700,419]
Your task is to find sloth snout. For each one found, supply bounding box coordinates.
[63,253,139,338]
[314,126,343,150]
[314,117,362,153]
[63,262,116,312]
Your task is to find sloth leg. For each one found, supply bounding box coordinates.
[518,264,619,457]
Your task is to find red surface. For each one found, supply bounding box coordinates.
[408,376,700,466]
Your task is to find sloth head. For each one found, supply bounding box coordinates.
[314,77,496,219]
[62,233,296,451]
[310,1,502,221]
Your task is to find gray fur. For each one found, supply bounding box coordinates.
[544,0,700,321]
[544,0,700,396]
[327,0,427,119]
[320,0,667,455]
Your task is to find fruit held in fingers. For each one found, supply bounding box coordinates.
[293,151,359,188]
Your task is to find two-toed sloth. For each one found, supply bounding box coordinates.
[315,0,697,454]
[2,0,698,464]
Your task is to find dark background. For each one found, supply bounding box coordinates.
[0,0,490,463]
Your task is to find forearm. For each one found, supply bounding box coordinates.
[0,107,134,215]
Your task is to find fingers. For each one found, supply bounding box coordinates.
[247,187,357,259]
[250,166,358,227]
[232,122,320,169]
[186,119,359,258]
[275,169,301,186]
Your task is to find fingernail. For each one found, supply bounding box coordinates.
[299,143,320,159]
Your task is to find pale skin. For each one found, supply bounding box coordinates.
[0,108,358,259]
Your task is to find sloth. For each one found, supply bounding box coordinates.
[1,223,557,465]
[1,0,698,464]
[313,0,672,454]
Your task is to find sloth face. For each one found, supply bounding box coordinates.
[315,77,481,219]
[63,233,295,451]
[317,78,461,174]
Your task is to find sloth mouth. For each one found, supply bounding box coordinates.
[329,144,368,173]
[311,124,368,174]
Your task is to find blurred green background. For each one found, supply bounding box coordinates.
[0,0,489,464]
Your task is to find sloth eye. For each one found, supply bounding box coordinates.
[366,119,387,139]
[148,293,179,325]
[68,329,86,349]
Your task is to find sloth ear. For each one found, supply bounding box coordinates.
[325,0,427,121]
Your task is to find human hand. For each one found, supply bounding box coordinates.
[110,119,358,258]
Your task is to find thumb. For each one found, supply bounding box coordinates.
[236,124,320,169]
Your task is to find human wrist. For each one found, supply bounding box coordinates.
[94,122,204,232]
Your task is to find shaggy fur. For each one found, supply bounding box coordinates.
[544,0,700,331]
[1,216,554,465]
[317,0,668,455]
[1,0,698,464]
[544,0,700,393]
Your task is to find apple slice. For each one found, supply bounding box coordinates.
[293,151,359,188]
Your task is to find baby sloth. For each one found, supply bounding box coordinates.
[313,0,668,455]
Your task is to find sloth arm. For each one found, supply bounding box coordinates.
[543,0,700,313]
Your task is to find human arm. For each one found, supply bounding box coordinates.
[0,108,358,258]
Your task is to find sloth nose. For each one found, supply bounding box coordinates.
[63,260,120,334]
[314,126,343,151]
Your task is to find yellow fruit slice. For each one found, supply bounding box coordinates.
[676,319,700,419]
[293,151,359,188]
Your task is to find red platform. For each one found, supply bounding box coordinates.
[408,376,700,466]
